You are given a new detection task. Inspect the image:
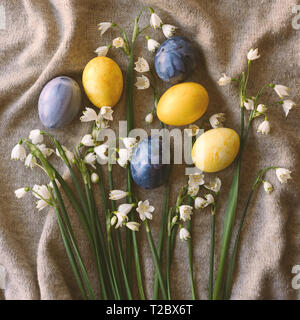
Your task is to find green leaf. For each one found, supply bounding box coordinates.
[213,161,240,300]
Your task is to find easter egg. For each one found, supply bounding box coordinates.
[192,128,240,173]
[38,76,82,129]
[155,36,197,83]
[82,56,123,108]
[157,82,209,126]
[130,135,170,189]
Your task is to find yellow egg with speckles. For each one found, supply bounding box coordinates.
[192,128,240,172]
[82,56,123,108]
[157,82,209,126]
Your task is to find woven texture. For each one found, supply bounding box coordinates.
[0,0,299,300]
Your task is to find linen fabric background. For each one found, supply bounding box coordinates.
[0,0,299,300]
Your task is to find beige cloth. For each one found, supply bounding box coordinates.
[0,0,299,300]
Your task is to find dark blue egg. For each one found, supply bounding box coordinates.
[130,135,170,189]
[155,36,197,83]
[38,76,82,128]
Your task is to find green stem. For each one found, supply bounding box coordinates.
[124,17,146,300]
[153,180,169,299]
[187,196,196,300]
[108,165,133,300]
[224,167,275,299]
[52,180,95,300]
[54,207,88,300]
[144,220,168,300]
[84,181,108,300]
[166,208,173,300]
[209,210,216,300]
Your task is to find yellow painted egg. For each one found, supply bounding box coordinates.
[157,82,209,126]
[82,56,123,108]
[192,128,240,172]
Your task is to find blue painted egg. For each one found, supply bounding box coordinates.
[155,36,197,83]
[130,135,170,189]
[38,76,82,128]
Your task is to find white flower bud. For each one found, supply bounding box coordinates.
[263,181,273,194]
[91,173,99,184]
[257,120,270,135]
[145,113,154,124]
[179,227,191,241]
[247,48,260,61]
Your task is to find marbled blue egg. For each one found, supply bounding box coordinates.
[130,135,170,189]
[38,76,82,128]
[155,36,197,83]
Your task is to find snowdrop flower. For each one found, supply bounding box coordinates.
[247,48,260,61]
[205,194,215,205]
[80,107,99,123]
[150,13,162,29]
[15,187,29,199]
[84,152,97,169]
[91,173,99,184]
[217,74,231,86]
[273,85,290,99]
[244,99,255,110]
[11,143,26,161]
[257,119,270,135]
[194,196,207,209]
[134,57,150,73]
[37,144,54,158]
[94,144,108,163]
[263,181,273,194]
[126,221,140,231]
[188,173,205,187]
[56,146,75,163]
[112,37,124,48]
[275,168,292,184]
[114,204,134,228]
[145,113,154,124]
[100,106,113,121]
[179,205,193,222]
[117,149,130,168]
[95,45,109,56]
[98,22,112,35]
[29,129,43,144]
[111,215,117,227]
[109,190,128,201]
[25,154,36,169]
[135,75,150,90]
[147,39,160,52]
[115,212,128,229]
[179,227,190,241]
[136,200,155,221]
[188,184,199,197]
[32,184,51,200]
[122,137,137,150]
[81,134,95,147]
[282,100,296,117]
[204,177,221,193]
[162,24,177,38]
[257,104,267,113]
[171,216,178,225]
[209,113,226,128]
[36,199,49,211]
[116,203,134,216]
[187,124,200,137]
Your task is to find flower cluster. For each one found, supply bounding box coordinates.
[217,48,296,135]
[79,106,137,169]
[172,172,221,241]
[109,189,155,231]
